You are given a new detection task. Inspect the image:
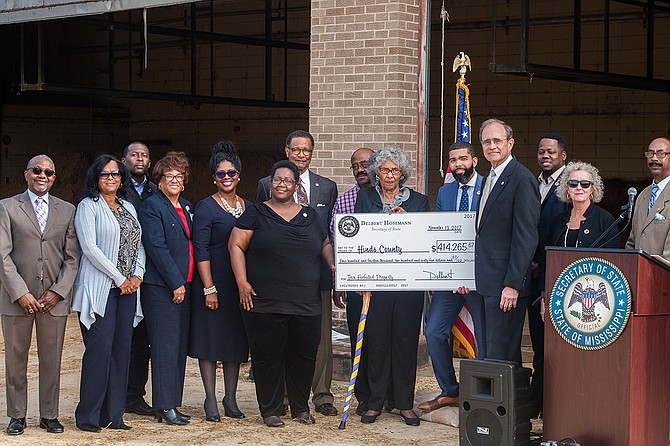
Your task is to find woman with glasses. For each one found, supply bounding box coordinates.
[137,151,194,426]
[73,155,145,432]
[229,160,335,428]
[354,146,430,426]
[539,161,620,320]
[188,141,249,422]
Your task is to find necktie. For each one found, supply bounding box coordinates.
[477,172,496,229]
[649,183,660,214]
[35,197,47,233]
[297,181,309,206]
[458,185,470,211]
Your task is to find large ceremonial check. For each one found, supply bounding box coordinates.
[334,212,476,291]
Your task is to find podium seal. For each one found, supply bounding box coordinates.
[549,257,632,350]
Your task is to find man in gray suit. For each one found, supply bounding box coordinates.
[626,137,670,258]
[0,155,80,435]
[255,130,339,416]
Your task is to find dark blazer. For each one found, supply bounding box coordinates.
[255,170,338,289]
[436,173,483,212]
[125,179,157,211]
[532,175,570,295]
[354,187,430,214]
[547,202,620,250]
[475,157,540,297]
[138,192,194,291]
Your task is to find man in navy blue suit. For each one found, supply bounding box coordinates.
[528,133,569,417]
[474,119,540,363]
[419,141,486,412]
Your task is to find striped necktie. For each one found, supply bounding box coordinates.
[648,183,660,214]
[35,197,47,233]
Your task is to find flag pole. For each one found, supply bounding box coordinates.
[339,291,371,429]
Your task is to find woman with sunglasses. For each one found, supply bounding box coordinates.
[547,161,620,250]
[188,141,249,422]
[137,151,194,425]
[72,155,145,432]
[229,160,335,428]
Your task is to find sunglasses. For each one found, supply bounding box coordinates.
[29,167,55,177]
[566,179,593,189]
[215,170,239,179]
[99,170,122,180]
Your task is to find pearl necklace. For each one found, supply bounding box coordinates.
[218,193,243,218]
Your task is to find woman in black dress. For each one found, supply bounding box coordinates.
[229,160,335,428]
[189,141,249,422]
[354,146,430,427]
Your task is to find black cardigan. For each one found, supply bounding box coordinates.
[547,202,620,250]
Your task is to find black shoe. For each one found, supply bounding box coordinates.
[39,418,64,433]
[77,424,101,433]
[263,416,284,428]
[125,399,154,416]
[292,412,315,424]
[400,410,420,426]
[6,418,25,435]
[223,397,245,419]
[205,414,221,422]
[355,402,369,416]
[361,410,381,424]
[174,409,191,421]
[155,409,189,425]
[109,423,132,430]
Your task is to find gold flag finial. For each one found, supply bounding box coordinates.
[452,51,471,81]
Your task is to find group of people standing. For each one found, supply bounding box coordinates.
[1,122,669,436]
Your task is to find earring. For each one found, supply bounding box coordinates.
[214,180,217,184]
[120,183,123,187]
[182,186,185,192]
[400,175,405,181]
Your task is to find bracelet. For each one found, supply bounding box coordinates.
[203,285,217,295]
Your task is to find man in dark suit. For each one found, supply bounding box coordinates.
[0,155,80,435]
[121,142,157,417]
[419,141,486,412]
[475,119,540,362]
[529,133,569,417]
[255,130,339,416]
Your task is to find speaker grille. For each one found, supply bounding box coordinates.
[464,408,503,445]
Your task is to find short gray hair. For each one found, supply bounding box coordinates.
[555,161,604,203]
[479,118,514,141]
[26,154,55,170]
[368,146,412,187]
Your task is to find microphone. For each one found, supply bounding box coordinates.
[627,187,637,221]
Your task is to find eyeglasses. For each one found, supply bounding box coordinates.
[378,167,402,176]
[566,179,593,189]
[288,147,313,156]
[350,162,369,171]
[99,170,121,180]
[271,177,296,186]
[29,167,55,177]
[481,138,509,147]
[215,170,239,179]
[163,174,185,183]
[644,150,670,159]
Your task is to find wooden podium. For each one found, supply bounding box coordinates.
[543,247,670,446]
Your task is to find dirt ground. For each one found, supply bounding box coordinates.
[0,313,543,445]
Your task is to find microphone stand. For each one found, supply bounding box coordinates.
[588,204,629,249]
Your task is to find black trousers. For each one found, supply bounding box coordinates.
[243,311,320,418]
[76,289,136,429]
[482,295,529,363]
[126,319,150,405]
[346,291,371,405]
[142,283,190,410]
[366,291,424,412]
[527,295,544,413]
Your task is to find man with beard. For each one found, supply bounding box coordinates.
[626,137,670,258]
[528,133,569,418]
[418,141,485,412]
[121,142,157,417]
[331,147,374,415]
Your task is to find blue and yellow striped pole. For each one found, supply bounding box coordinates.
[339,291,371,429]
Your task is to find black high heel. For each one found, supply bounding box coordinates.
[222,397,245,419]
[175,409,191,421]
[155,409,188,425]
[400,410,420,426]
[204,398,221,422]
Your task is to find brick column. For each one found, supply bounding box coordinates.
[309,0,421,189]
[309,0,422,332]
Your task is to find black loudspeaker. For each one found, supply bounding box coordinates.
[459,359,532,446]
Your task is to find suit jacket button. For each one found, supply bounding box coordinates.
[38,258,42,261]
